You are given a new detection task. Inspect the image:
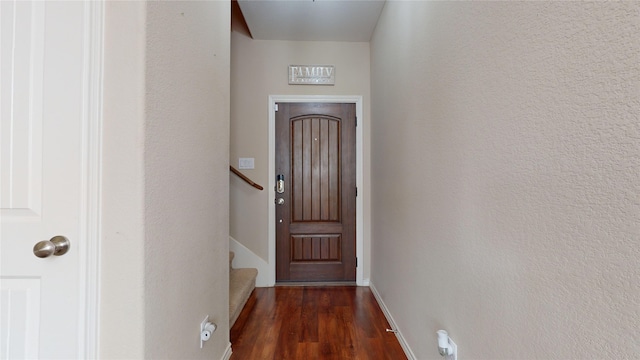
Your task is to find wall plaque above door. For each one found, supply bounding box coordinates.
[289,65,335,85]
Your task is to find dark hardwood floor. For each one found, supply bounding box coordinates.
[230,286,407,359]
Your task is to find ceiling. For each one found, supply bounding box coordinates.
[236,0,386,42]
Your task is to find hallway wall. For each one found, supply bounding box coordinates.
[101,1,231,358]
[101,2,145,357]
[370,2,639,358]
[230,30,372,283]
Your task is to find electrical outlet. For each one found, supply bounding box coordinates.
[200,315,209,349]
[446,337,457,360]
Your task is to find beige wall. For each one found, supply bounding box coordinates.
[101,1,231,358]
[230,31,372,281]
[144,1,230,358]
[101,2,146,357]
[370,2,639,359]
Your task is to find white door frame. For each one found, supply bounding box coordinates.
[268,95,364,286]
[78,1,103,357]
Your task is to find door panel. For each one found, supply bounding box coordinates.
[276,103,356,282]
[1,1,86,358]
[0,279,40,359]
[291,115,340,223]
[0,0,44,219]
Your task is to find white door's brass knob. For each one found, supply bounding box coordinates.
[33,236,70,258]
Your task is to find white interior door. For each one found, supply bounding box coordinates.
[1,1,89,358]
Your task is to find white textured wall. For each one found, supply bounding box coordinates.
[101,1,231,359]
[144,1,230,358]
[101,2,146,358]
[230,31,372,281]
[370,2,639,359]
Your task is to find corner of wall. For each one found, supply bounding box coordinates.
[369,282,416,360]
[100,1,147,358]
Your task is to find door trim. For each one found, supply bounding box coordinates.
[78,1,103,357]
[268,95,364,286]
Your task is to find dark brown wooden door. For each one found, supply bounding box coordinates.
[276,102,356,282]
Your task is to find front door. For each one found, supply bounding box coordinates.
[1,1,90,357]
[275,103,356,282]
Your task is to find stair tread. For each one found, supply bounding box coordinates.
[229,267,257,328]
[230,268,257,288]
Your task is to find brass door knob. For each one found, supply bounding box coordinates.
[33,236,70,258]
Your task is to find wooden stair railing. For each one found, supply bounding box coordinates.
[230,166,264,190]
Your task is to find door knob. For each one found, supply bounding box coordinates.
[33,236,70,258]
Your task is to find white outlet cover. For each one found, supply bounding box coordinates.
[200,315,209,349]
[447,338,457,360]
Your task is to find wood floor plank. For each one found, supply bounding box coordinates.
[275,288,302,359]
[318,306,341,358]
[230,286,407,360]
[296,342,320,360]
[300,288,319,342]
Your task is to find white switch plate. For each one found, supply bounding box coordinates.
[238,157,254,169]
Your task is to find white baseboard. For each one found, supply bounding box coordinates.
[229,236,273,287]
[220,342,232,360]
[369,282,417,360]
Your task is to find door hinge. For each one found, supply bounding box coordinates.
[356,257,358,267]
[356,187,358,197]
[355,116,357,126]
[274,103,279,111]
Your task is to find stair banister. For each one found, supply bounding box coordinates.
[230,165,264,190]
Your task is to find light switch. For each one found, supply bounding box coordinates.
[238,158,254,170]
